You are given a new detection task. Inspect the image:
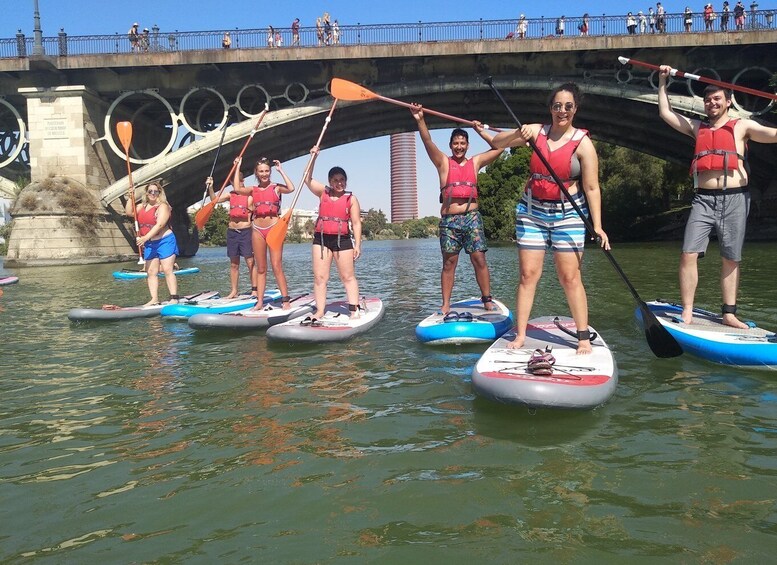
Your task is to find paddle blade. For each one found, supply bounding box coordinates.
[639,302,684,358]
[116,121,133,153]
[195,201,217,230]
[330,78,378,101]
[266,213,291,252]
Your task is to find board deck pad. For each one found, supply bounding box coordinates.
[415,297,513,345]
[266,297,385,342]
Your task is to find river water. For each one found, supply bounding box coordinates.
[1,239,776,563]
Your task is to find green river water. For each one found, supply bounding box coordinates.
[1,238,776,563]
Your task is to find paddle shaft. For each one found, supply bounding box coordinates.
[485,78,682,358]
[117,122,144,261]
[619,57,777,101]
[372,93,502,131]
[199,108,232,207]
[212,106,269,203]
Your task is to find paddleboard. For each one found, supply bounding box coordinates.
[0,276,19,286]
[67,290,220,322]
[472,316,618,409]
[113,267,200,280]
[188,293,316,330]
[415,297,513,344]
[160,289,282,319]
[639,300,777,369]
[266,297,385,342]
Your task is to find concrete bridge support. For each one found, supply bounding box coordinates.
[4,85,135,266]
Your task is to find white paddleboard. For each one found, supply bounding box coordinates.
[266,297,385,342]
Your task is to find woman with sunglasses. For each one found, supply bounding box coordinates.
[242,156,295,309]
[125,180,179,305]
[303,146,362,323]
[490,82,609,354]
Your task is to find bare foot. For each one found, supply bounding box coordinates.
[440,303,451,315]
[482,299,496,311]
[143,299,160,306]
[282,302,291,310]
[722,313,749,329]
[681,308,693,324]
[576,339,592,355]
[225,292,238,299]
[506,334,525,349]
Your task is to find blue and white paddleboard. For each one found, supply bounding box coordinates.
[113,267,200,280]
[639,300,777,370]
[266,297,385,343]
[472,316,618,409]
[415,297,513,345]
[160,289,282,319]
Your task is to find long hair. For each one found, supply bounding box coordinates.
[141,179,169,206]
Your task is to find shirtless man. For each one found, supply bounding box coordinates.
[410,104,503,315]
[658,64,777,328]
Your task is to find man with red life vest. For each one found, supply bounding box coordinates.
[124,180,180,306]
[206,161,256,299]
[410,104,504,315]
[658,64,777,328]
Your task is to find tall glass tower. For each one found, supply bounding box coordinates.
[390,132,418,223]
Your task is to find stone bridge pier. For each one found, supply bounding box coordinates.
[4,85,138,266]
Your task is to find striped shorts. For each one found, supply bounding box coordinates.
[515,193,589,252]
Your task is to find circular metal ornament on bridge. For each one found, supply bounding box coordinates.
[283,83,309,105]
[615,68,633,85]
[687,68,722,99]
[104,90,178,165]
[179,87,229,136]
[0,98,26,169]
[731,66,775,116]
[236,85,272,118]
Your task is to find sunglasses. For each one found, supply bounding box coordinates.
[551,102,576,112]
[147,189,160,195]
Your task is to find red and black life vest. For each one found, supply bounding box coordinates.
[229,193,250,221]
[527,125,588,201]
[315,188,352,236]
[251,184,281,217]
[441,157,478,207]
[691,119,747,187]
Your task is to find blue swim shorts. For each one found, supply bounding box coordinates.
[143,231,179,261]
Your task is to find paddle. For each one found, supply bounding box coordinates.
[266,100,339,252]
[116,121,145,265]
[194,104,270,230]
[484,77,683,359]
[198,108,232,209]
[330,78,501,132]
[618,57,777,101]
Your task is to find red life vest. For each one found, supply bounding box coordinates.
[136,204,159,236]
[442,157,478,205]
[691,119,746,186]
[315,188,352,235]
[527,126,588,201]
[229,193,250,221]
[251,184,281,217]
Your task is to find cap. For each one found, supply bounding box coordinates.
[133,22,138,26]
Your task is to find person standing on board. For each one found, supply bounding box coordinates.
[125,180,179,305]
[303,147,363,322]
[206,164,256,299]
[489,83,610,354]
[409,104,504,315]
[657,64,777,328]
[243,157,295,310]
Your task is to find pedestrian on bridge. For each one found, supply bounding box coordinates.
[721,0,731,29]
[206,168,255,299]
[245,157,295,311]
[684,6,694,31]
[516,14,528,38]
[128,22,140,52]
[657,64,777,328]
[292,18,301,46]
[409,104,503,316]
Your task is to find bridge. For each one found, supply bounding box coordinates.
[1,23,776,265]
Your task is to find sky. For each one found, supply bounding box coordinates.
[3,0,706,217]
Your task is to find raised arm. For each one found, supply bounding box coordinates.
[490,123,540,149]
[471,121,505,169]
[303,146,326,197]
[272,160,295,194]
[124,191,137,217]
[409,104,448,173]
[743,119,777,144]
[657,65,696,138]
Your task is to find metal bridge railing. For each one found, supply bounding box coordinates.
[1,10,776,59]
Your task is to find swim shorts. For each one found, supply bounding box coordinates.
[313,232,354,251]
[682,187,749,261]
[227,228,252,258]
[439,209,488,255]
[143,231,179,261]
[515,192,588,252]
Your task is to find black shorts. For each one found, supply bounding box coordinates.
[313,232,354,251]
